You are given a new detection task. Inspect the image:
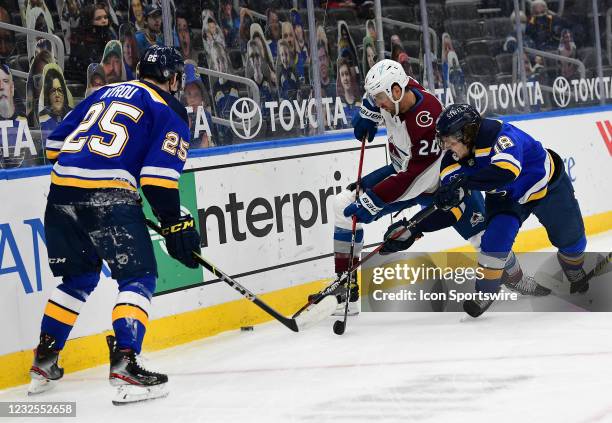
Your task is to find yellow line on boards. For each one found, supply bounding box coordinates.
[1,210,610,390]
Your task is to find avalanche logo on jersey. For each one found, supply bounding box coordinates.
[470,211,485,227]
[415,111,434,128]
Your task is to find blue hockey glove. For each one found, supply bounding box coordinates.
[343,189,386,224]
[434,176,467,211]
[161,215,201,269]
[352,95,381,143]
[380,219,423,255]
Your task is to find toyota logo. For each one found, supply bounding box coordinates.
[467,82,488,114]
[230,97,263,140]
[552,76,571,108]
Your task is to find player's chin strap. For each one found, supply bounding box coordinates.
[169,73,182,96]
[392,84,406,116]
[391,87,406,116]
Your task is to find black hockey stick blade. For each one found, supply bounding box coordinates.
[145,219,334,332]
[570,251,612,293]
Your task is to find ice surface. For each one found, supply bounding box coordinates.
[2,231,611,423]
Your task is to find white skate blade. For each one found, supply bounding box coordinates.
[112,383,168,406]
[332,301,360,317]
[294,295,338,330]
[27,376,58,395]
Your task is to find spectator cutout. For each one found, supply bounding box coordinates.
[276,39,298,101]
[219,0,240,49]
[130,0,146,31]
[336,56,361,127]
[208,40,237,146]
[38,63,73,133]
[26,49,54,127]
[101,39,126,84]
[182,60,215,148]
[558,28,577,79]
[250,23,277,91]
[85,62,106,97]
[120,23,139,80]
[202,10,225,59]
[0,64,26,121]
[265,7,281,60]
[25,5,55,61]
[290,9,309,79]
[441,33,466,103]
[135,3,163,53]
[176,10,196,62]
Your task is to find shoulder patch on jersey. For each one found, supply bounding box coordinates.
[494,136,514,154]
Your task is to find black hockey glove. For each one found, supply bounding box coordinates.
[380,218,423,255]
[160,215,201,269]
[434,176,467,211]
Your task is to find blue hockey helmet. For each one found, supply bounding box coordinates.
[436,103,481,149]
[137,45,184,85]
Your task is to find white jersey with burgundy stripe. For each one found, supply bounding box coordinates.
[377,78,444,201]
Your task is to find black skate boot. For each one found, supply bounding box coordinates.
[106,335,168,405]
[557,253,589,294]
[501,268,551,296]
[28,334,64,395]
[463,288,500,318]
[333,272,360,316]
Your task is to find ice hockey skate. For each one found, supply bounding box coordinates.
[28,334,64,395]
[107,336,168,405]
[501,267,551,296]
[332,273,360,317]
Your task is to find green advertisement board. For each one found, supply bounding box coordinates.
[140,172,204,294]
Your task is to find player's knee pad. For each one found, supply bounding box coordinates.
[334,189,360,230]
[481,214,520,256]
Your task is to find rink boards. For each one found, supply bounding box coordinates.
[0,106,611,389]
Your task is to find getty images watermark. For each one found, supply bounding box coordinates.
[370,263,518,303]
[361,251,612,313]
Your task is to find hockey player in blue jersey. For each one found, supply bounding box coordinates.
[432,104,587,317]
[29,45,200,404]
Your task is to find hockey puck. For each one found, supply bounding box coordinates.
[332,320,345,335]
[240,326,254,331]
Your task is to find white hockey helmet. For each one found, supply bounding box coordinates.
[364,59,410,116]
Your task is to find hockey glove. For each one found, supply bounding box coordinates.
[380,218,423,255]
[343,189,386,224]
[352,95,381,143]
[434,176,467,211]
[160,215,201,269]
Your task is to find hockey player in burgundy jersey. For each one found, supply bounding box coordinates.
[332,60,487,315]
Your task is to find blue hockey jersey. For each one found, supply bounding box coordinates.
[45,80,190,192]
[440,119,555,204]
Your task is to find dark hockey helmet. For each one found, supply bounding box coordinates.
[435,103,481,149]
[137,45,185,84]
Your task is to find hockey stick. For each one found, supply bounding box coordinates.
[570,251,612,293]
[292,204,437,319]
[145,219,337,332]
[331,138,366,335]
